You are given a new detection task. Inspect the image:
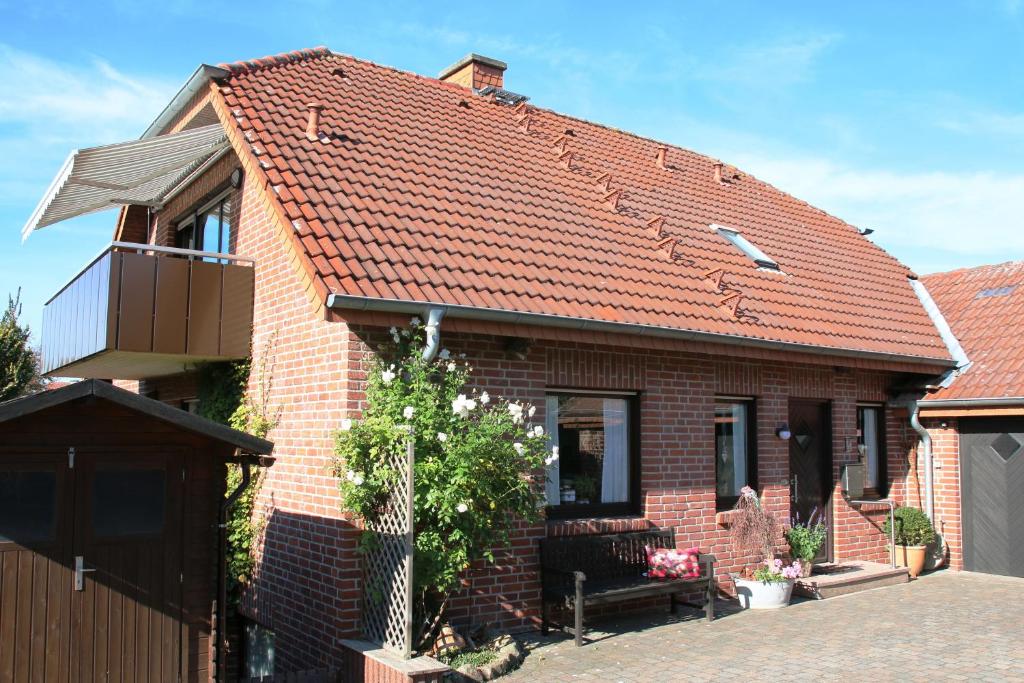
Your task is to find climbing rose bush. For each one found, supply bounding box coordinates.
[333,319,552,646]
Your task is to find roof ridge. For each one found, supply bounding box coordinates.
[219,46,332,76]
[923,260,1024,280]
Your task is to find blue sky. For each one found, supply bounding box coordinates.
[1,1,1022,339]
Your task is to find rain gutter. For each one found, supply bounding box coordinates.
[324,293,957,368]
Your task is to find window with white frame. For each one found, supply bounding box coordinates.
[715,398,757,509]
[545,391,638,518]
[857,404,887,496]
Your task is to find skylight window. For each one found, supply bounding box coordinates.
[976,285,1016,299]
[710,224,779,271]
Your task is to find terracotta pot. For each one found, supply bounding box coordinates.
[798,559,814,578]
[734,577,794,609]
[892,544,927,578]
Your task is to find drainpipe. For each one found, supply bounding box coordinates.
[421,307,446,362]
[216,459,253,682]
[908,401,934,524]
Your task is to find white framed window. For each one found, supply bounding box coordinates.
[857,404,887,496]
[715,397,757,509]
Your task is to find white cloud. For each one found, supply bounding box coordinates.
[695,33,842,87]
[936,109,1024,138]
[0,43,175,144]
[728,151,1024,267]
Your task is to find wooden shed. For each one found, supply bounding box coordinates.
[0,380,273,682]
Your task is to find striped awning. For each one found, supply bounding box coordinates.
[21,124,228,241]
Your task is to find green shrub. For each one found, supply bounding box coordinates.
[334,319,550,647]
[883,506,935,546]
[786,519,827,562]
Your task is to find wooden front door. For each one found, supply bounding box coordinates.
[72,450,184,683]
[0,452,74,682]
[788,400,833,561]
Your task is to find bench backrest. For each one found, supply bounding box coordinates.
[539,527,676,581]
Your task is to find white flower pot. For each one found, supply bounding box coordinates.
[734,577,794,609]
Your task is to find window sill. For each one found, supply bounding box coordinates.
[546,516,650,537]
[715,509,742,527]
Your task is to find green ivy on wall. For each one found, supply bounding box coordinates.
[198,336,279,605]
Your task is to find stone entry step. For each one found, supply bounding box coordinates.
[793,560,909,600]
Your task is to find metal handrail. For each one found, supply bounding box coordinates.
[45,241,254,306]
[847,498,897,569]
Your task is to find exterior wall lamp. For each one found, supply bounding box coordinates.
[775,425,792,440]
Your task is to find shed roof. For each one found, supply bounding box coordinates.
[922,261,1024,403]
[212,48,951,365]
[0,380,274,456]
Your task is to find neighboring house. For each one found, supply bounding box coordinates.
[25,48,964,673]
[916,261,1024,578]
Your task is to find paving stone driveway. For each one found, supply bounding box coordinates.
[502,571,1024,682]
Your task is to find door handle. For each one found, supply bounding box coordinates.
[790,474,799,503]
[74,555,96,591]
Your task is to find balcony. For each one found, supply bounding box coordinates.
[41,242,254,380]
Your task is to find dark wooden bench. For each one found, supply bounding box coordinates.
[539,527,715,646]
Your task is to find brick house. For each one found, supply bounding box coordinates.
[912,262,1024,577]
[27,48,968,673]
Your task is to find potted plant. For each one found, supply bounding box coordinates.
[730,486,801,608]
[785,510,827,577]
[883,506,935,578]
[736,558,802,609]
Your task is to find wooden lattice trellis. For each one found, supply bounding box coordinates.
[362,435,414,658]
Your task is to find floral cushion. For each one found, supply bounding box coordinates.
[644,545,702,580]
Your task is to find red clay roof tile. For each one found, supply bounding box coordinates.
[923,261,1024,400]
[216,48,951,363]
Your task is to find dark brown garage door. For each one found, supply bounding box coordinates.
[0,449,183,682]
[960,418,1024,577]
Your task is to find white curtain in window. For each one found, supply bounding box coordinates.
[863,408,879,489]
[545,396,560,505]
[601,398,629,503]
[729,403,748,494]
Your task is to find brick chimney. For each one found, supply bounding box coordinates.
[438,53,507,90]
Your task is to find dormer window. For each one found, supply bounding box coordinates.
[710,223,779,271]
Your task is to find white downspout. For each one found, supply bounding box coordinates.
[908,401,934,523]
[421,308,446,362]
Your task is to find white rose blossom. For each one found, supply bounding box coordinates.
[403,406,415,420]
[513,442,524,455]
[545,446,560,466]
[346,469,356,481]
[508,402,524,423]
[341,418,353,431]
[528,405,536,418]
[410,316,422,327]
[532,425,544,438]
[437,432,448,442]
[447,362,457,372]
[451,394,478,418]
[380,364,397,384]
[352,473,364,486]
[480,391,490,405]
[456,502,469,513]
[438,348,451,360]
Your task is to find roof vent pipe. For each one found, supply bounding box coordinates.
[656,146,667,169]
[713,162,724,184]
[305,103,324,141]
[421,308,447,362]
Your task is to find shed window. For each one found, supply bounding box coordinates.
[545,391,639,519]
[711,224,779,270]
[715,398,757,509]
[0,470,57,543]
[93,468,166,537]
[857,405,887,496]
